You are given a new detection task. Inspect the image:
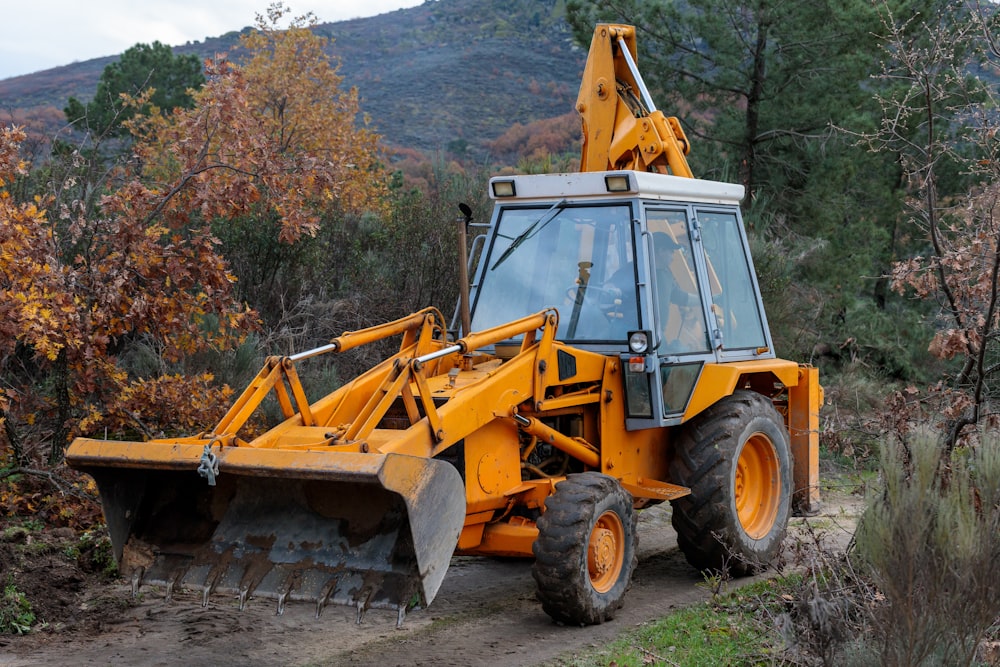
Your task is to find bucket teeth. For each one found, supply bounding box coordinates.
[237,558,274,611]
[130,568,144,598]
[315,577,338,619]
[276,591,288,616]
[164,576,176,602]
[275,570,299,616]
[356,588,374,625]
[238,585,250,611]
[237,565,265,611]
[199,567,223,607]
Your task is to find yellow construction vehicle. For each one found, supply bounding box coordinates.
[66,24,821,626]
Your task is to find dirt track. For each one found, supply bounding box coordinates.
[0,491,859,667]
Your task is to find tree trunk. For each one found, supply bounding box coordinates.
[741,17,769,212]
[48,348,71,466]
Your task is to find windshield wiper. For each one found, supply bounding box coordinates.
[490,199,567,270]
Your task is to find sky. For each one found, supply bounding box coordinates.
[0,0,426,80]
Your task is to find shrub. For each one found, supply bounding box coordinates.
[0,578,36,635]
[853,430,1000,666]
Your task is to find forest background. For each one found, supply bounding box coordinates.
[6,0,998,467]
[3,0,1000,660]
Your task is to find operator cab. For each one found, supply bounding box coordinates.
[469,170,776,429]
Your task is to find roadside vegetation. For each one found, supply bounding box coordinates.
[2,0,1000,662]
[558,432,1000,666]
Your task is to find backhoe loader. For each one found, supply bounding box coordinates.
[66,24,821,626]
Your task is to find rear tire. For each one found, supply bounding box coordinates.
[669,390,791,576]
[532,472,637,625]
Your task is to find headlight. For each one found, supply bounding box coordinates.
[628,330,649,354]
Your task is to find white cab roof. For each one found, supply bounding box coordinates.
[489,170,745,206]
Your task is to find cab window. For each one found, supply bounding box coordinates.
[696,210,767,350]
[472,204,637,342]
[646,210,710,354]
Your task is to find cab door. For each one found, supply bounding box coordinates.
[691,207,771,359]
[622,202,773,430]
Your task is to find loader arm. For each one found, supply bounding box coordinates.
[64,308,621,619]
[65,307,470,622]
[577,24,693,177]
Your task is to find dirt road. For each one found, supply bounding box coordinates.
[0,492,858,667]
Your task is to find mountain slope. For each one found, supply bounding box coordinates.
[0,0,585,156]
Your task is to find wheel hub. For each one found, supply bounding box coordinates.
[587,511,625,593]
[589,527,615,576]
[735,432,780,539]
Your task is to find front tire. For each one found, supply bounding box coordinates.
[669,390,792,576]
[532,472,637,625]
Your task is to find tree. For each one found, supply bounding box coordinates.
[564,0,948,382]
[12,69,244,460]
[0,126,67,465]
[875,1,1000,450]
[2,4,390,463]
[138,4,390,324]
[566,0,883,203]
[0,123,252,463]
[64,41,204,136]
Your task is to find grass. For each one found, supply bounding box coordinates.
[555,578,795,666]
[1,518,44,540]
[68,529,118,579]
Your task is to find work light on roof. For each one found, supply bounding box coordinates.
[604,174,631,192]
[492,180,516,197]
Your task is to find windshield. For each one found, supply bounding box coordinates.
[471,203,637,342]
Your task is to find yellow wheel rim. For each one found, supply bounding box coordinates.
[587,510,625,593]
[734,432,780,539]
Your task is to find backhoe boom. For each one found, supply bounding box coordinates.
[577,24,693,177]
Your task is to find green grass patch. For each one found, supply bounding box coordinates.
[558,578,793,666]
[1,518,44,541]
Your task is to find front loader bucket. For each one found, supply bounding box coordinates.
[67,441,466,620]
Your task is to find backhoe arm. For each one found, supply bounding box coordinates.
[576,24,693,177]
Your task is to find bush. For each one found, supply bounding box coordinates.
[75,530,118,579]
[0,578,36,635]
[853,430,1000,666]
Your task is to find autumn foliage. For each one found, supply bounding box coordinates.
[131,7,385,244]
[872,3,1000,450]
[487,112,580,166]
[891,183,1000,366]
[0,127,63,364]
[0,5,388,467]
[0,121,249,464]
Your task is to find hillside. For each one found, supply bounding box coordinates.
[0,0,584,158]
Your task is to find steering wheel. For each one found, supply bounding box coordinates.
[566,284,624,314]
